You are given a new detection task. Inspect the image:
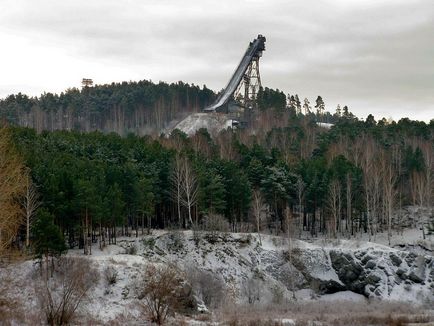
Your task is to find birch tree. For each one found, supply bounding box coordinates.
[360,135,376,240]
[252,189,266,245]
[295,177,305,238]
[327,180,341,238]
[170,154,183,227]
[180,157,198,227]
[420,141,434,207]
[345,173,353,235]
[22,173,41,248]
[380,151,397,245]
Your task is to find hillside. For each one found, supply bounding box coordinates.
[170,112,234,136]
[0,81,215,135]
[2,225,433,325]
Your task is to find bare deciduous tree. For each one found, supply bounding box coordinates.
[360,135,382,241]
[380,150,397,245]
[410,170,425,207]
[36,257,98,325]
[420,141,434,208]
[295,178,305,238]
[170,154,183,227]
[251,189,266,245]
[22,173,41,248]
[327,179,341,238]
[179,158,198,227]
[0,127,26,255]
[345,173,353,236]
[215,130,237,161]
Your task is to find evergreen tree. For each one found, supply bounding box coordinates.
[315,96,325,120]
[294,94,301,114]
[33,209,67,275]
[303,98,311,115]
[198,169,226,215]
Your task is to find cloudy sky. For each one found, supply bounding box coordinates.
[0,0,433,121]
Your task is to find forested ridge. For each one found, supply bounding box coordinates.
[0,88,432,257]
[0,80,215,134]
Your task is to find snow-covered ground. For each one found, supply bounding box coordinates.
[316,122,334,129]
[169,112,233,136]
[2,227,433,324]
[1,209,433,324]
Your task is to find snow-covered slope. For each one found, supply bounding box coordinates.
[316,122,334,129]
[2,231,433,324]
[134,232,433,302]
[170,112,233,136]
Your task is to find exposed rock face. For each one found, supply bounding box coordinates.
[300,245,432,299]
[120,232,434,304]
[329,250,364,293]
[291,247,345,294]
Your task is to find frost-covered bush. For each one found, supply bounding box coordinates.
[202,213,230,243]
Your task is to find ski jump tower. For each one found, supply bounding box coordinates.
[204,35,266,113]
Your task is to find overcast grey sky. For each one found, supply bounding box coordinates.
[0,0,433,121]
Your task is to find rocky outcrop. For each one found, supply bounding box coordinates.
[302,245,432,299]
[120,232,434,304]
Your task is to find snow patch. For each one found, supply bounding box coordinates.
[170,112,233,136]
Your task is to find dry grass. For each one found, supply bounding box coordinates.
[215,301,434,326]
[0,248,31,264]
[108,257,128,266]
[0,268,42,325]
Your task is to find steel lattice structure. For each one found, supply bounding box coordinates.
[204,35,266,113]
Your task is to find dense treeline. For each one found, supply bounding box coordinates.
[0,80,215,134]
[4,102,432,256]
[1,81,433,257]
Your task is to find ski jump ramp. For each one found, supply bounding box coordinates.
[204,34,266,112]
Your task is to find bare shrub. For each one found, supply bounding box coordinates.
[36,257,98,325]
[104,266,118,285]
[202,213,230,243]
[136,264,184,325]
[187,267,226,309]
[202,213,230,232]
